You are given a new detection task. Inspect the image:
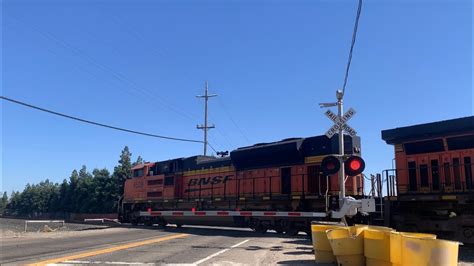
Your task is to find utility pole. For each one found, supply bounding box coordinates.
[196,81,216,156]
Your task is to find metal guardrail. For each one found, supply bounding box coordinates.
[24,220,65,232]
[84,218,120,224]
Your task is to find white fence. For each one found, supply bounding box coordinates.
[24,220,65,232]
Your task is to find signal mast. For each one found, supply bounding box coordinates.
[319,90,374,219]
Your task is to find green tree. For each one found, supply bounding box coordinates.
[63,170,79,212]
[0,192,8,215]
[5,146,136,215]
[76,165,94,213]
[6,191,20,215]
[113,146,132,196]
[91,168,113,213]
[132,155,144,167]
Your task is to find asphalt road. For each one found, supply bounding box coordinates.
[1,225,316,265]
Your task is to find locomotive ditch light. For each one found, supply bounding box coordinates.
[321,155,341,175]
[345,155,365,176]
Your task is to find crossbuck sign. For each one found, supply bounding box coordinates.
[325,107,357,138]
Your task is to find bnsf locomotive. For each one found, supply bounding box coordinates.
[119,135,364,235]
[382,116,474,244]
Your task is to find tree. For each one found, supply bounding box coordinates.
[0,192,8,215]
[5,146,136,215]
[65,170,79,212]
[7,191,21,215]
[113,146,132,196]
[133,156,144,167]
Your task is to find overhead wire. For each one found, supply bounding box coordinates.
[342,0,363,96]
[106,12,245,150]
[5,14,198,123]
[216,96,251,144]
[1,96,203,144]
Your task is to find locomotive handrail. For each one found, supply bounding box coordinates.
[382,161,473,195]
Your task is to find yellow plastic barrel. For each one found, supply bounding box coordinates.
[401,236,459,266]
[326,225,367,266]
[363,226,395,266]
[311,223,344,263]
[390,232,437,266]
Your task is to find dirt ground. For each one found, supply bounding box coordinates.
[0,217,109,238]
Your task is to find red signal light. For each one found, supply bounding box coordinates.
[345,156,365,176]
[350,160,361,170]
[321,156,341,175]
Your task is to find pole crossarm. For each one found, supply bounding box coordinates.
[196,81,217,156]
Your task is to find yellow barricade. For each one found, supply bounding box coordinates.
[326,225,367,266]
[311,223,344,263]
[364,226,395,266]
[390,232,436,266]
[401,236,459,266]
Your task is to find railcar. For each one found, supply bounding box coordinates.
[382,116,474,244]
[119,134,364,235]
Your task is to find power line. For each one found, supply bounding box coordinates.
[207,142,218,154]
[5,14,198,123]
[342,0,363,96]
[216,97,251,144]
[1,96,203,144]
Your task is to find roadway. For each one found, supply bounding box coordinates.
[0,225,316,265]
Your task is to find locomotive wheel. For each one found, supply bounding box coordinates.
[275,228,284,234]
[255,225,268,234]
[285,227,299,236]
[158,220,167,228]
[175,223,183,228]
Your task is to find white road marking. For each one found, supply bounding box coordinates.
[192,239,250,265]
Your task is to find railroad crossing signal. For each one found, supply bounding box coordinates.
[345,156,365,176]
[321,156,341,175]
[324,107,357,138]
[321,155,365,176]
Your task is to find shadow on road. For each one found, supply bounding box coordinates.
[276,259,317,265]
[119,223,312,240]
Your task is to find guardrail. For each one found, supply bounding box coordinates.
[84,218,120,224]
[24,220,65,232]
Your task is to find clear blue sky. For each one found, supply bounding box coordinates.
[1,0,472,193]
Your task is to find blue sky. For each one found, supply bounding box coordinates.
[1,0,472,193]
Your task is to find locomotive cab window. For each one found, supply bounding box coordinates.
[447,135,474,150]
[404,139,445,155]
